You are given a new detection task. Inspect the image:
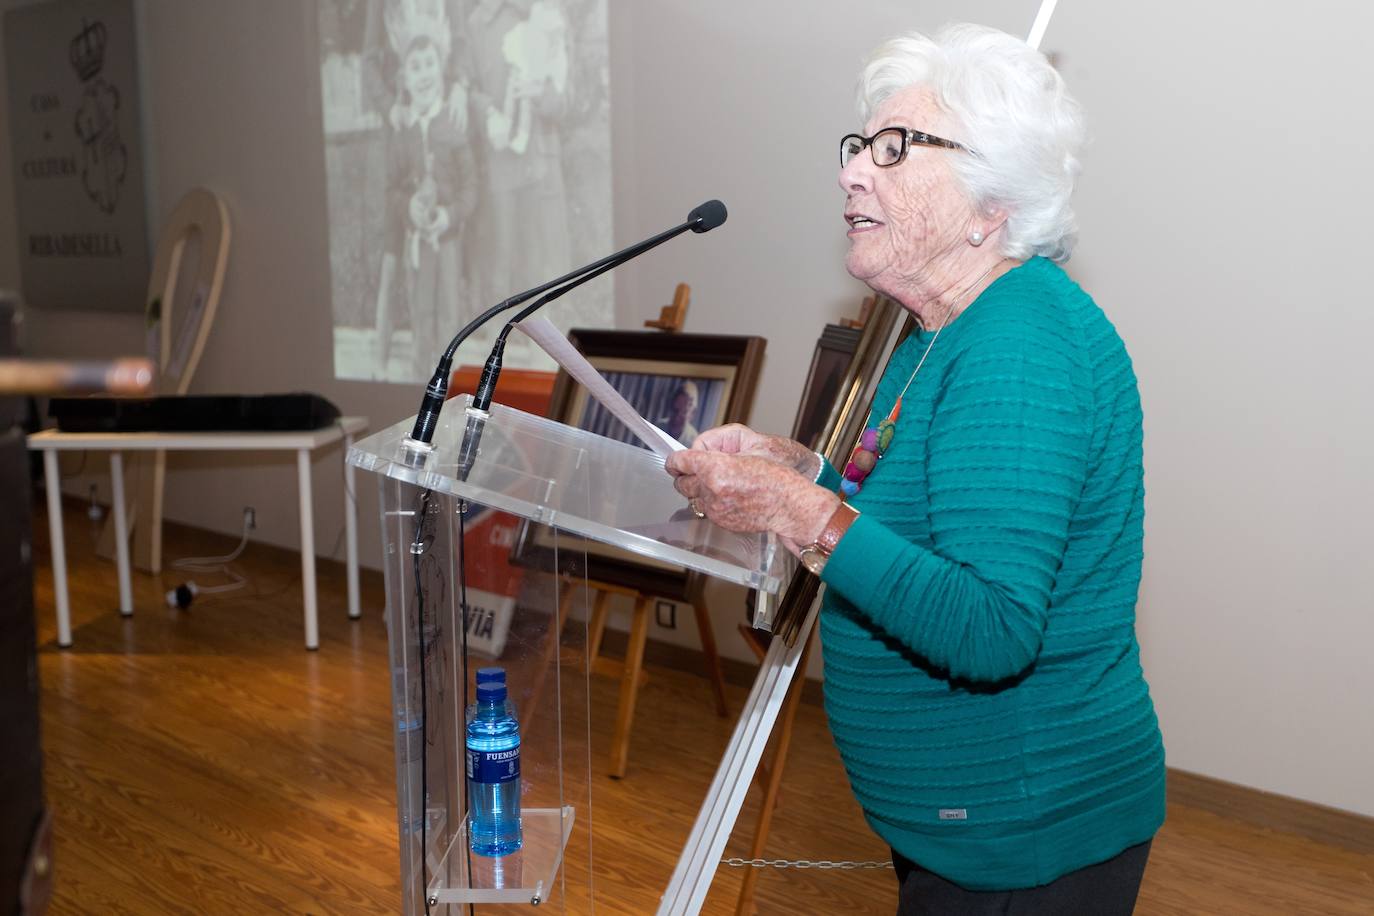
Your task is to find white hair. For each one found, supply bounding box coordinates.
[857,24,1086,262]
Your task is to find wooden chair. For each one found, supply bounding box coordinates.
[98,189,231,573]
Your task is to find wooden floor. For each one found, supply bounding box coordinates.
[27,500,1374,915]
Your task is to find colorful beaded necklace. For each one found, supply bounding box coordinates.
[841,260,1007,497]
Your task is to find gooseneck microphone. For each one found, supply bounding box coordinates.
[406,200,728,451]
[454,255,625,480]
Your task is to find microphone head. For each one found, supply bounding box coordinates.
[688,199,728,233]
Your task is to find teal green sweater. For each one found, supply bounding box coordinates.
[817,258,1165,890]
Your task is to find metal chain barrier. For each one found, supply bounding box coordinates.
[722,857,893,870]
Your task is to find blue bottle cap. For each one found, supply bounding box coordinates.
[476,666,505,684]
[476,681,507,703]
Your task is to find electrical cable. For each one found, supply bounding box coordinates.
[168,513,253,602]
[57,450,88,481]
[457,501,476,916]
[413,489,432,916]
[410,489,482,915]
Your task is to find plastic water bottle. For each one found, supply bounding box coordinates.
[470,666,517,722]
[466,670,522,856]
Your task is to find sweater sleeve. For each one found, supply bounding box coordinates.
[820,329,1088,683]
[817,457,843,492]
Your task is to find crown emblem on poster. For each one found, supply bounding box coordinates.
[69,18,107,82]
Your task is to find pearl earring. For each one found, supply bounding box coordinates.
[969,230,984,246]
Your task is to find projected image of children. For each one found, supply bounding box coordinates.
[320,0,612,384]
[388,28,476,380]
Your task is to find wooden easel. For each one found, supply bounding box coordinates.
[536,282,731,777]
[539,576,729,778]
[732,620,815,915]
[644,282,690,332]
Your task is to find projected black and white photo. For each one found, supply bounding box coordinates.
[318,0,612,382]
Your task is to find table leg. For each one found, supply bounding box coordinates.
[110,451,133,616]
[344,430,360,619]
[297,448,318,650]
[42,450,73,648]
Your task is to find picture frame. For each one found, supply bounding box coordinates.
[790,323,864,451]
[762,296,913,642]
[533,328,767,599]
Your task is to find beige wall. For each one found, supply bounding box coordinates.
[3,1,1371,817]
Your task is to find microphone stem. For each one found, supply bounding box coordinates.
[438,220,692,367]
[409,202,719,448]
[472,227,688,412]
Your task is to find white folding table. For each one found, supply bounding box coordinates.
[27,416,367,650]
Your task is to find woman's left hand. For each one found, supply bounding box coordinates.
[666,450,839,553]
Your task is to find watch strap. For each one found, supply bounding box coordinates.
[808,501,859,558]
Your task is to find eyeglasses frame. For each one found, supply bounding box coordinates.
[839,127,976,168]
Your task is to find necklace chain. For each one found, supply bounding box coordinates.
[871,259,1009,425]
[892,258,1008,404]
[839,258,1012,499]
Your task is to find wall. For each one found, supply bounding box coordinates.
[1052,4,1374,819]
[2,0,1370,816]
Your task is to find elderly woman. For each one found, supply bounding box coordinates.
[667,24,1165,915]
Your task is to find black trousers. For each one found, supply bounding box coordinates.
[892,841,1152,915]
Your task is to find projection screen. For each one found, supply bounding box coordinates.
[318,0,612,382]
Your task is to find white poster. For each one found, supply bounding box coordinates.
[318,0,613,383]
[3,0,151,312]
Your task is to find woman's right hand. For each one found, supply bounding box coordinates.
[691,424,820,479]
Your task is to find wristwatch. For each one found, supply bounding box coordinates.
[799,501,859,575]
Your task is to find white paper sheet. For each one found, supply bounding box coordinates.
[513,316,685,458]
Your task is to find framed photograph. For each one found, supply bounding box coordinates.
[538,329,766,599]
[790,324,864,451]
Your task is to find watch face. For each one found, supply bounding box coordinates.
[800,547,826,575]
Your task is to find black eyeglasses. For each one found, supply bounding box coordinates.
[840,127,974,168]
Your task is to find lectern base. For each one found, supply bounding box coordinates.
[427,806,575,906]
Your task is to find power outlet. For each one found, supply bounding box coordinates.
[654,600,676,629]
[243,506,257,530]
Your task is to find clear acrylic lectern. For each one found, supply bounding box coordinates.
[349,397,790,914]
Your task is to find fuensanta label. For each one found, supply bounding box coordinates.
[467,746,520,784]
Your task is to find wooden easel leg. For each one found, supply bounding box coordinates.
[609,595,651,779]
[733,625,816,916]
[525,577,581,737]
[737,623,773,788]
[693,602,729,717]
[587,588,611,667]
[554,577,579,641]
